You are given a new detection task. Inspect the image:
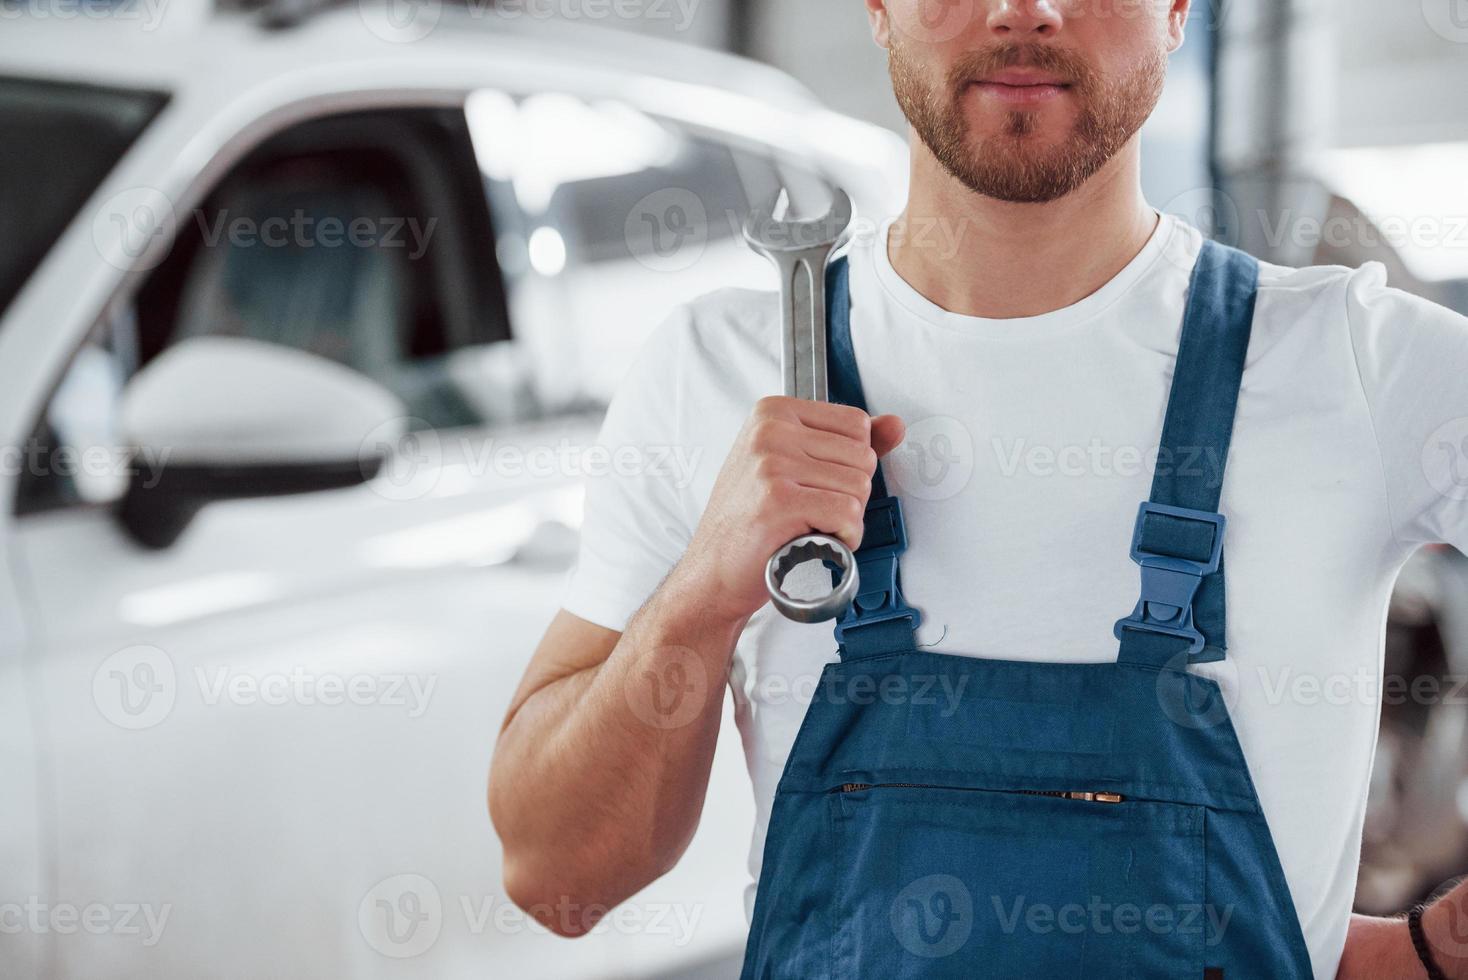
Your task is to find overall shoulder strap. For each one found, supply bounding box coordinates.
[825,256,922,662]
[1116,239,1260,669]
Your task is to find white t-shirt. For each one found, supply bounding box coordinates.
[562,212,1468,979]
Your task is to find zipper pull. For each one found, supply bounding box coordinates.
[1067,791,1125,804]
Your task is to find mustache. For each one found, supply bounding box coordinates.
[948,42,1095,93]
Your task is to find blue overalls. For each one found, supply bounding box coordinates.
[739,241,1314,978]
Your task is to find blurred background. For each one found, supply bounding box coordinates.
[1,0,1466,976]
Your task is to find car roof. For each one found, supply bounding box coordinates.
[0,2,822,111]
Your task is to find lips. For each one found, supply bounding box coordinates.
[979,69,1071,87]
[967,69,1072,105]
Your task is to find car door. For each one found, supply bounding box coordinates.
[4,89,788,979]
[5,102,604,978]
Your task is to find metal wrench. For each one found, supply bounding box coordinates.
[743,188,860,623]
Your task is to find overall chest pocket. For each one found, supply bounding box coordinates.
[829,784,1208,980]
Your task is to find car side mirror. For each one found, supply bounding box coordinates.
[116,336,407,549]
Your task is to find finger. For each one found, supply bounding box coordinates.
[871,415,907,458]
[790,486,866,551]
[782,400,872,441]
[766,456,872,498]
[796,427,880,473]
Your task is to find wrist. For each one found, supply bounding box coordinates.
[1422,898,1468,978]
[660,551,756,637]
[642,557,751,654]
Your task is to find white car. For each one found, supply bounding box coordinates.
[0,5,907,978]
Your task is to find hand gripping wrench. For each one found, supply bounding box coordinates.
[743,188,860,623]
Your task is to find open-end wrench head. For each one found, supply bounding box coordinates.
[743,188,854,256]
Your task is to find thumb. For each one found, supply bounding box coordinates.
[870,414,907,458]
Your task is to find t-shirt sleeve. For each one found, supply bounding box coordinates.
[561,304,698,631]
[1345,263,1468,555]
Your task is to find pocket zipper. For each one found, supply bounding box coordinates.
[837,782,1125,804]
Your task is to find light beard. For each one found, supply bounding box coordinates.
[890,39,1167,204]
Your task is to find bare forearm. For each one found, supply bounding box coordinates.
[1338,879,1468,979]
[489,564,746,932]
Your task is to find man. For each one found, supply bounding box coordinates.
[489,1,1468,976]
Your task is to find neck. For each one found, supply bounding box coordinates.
[888,137,1158,319]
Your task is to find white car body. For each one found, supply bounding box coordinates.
[0,7,908,978]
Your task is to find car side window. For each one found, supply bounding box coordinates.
[468,89,831,413]
[15,106,513,515]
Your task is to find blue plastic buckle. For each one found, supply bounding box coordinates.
[1112,502,1226,655]
[833,497,922,645]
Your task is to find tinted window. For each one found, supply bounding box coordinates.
[0,76,167,317]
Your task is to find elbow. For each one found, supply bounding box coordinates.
[501,856,605,939]
[496,820,676,940]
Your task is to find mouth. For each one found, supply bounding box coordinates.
[967,69,1073,105]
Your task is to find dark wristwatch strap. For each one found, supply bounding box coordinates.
[1410,904,1449,980]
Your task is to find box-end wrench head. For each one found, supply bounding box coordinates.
[743,189,859,623]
